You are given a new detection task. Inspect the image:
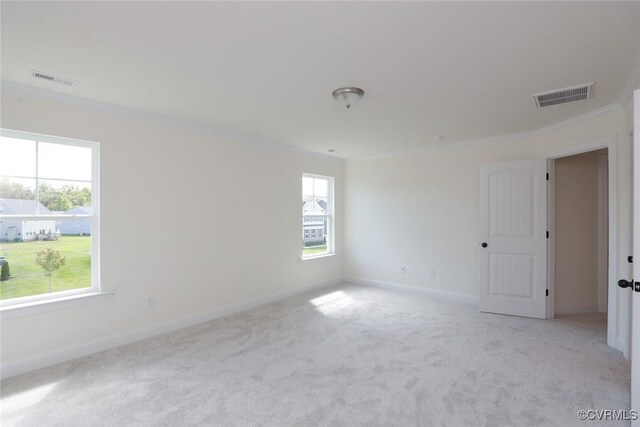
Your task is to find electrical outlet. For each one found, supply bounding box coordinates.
[400,266,406,273]
[146,295,156,309]
[430,269,436,278]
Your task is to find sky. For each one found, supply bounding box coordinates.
[0,136,92,189]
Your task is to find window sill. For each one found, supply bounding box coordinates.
[302,253,336,261]
[0,292,114,320]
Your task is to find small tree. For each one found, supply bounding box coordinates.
[0,261,9,281]
[35,247,66,292]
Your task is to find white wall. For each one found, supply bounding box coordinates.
[344,106,632,348]
[554,150,606,315]
[0,89,344,366]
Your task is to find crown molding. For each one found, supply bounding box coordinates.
[0,80,342,162]
[350,102,623,162]
[1,80,625,163]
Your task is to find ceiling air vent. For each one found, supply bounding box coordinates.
[533,82,593,108]
[32,71,77,87]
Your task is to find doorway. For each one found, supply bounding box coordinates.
[553,149,609,326]
[478,136,623,352]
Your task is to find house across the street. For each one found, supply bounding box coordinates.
[302,199,327,246]
[58,206,92,235]
[0,198,59,242]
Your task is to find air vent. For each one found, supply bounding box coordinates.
[533,83,593,108]
[32,71,77,87]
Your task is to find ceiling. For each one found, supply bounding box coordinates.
[2,2,640,158]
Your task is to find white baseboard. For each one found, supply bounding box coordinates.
[554,304,600,315]
[1,277,341,380]
[345,277,478,306]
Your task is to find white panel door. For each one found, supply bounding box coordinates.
[479,159,548,319]
[631,89,639,427]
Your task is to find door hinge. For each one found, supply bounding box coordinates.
[546,289,549,297]
[546,173,549,181]
[546,231,549,239]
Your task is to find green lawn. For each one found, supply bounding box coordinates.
[0,236,91,300]
[303,245,328,257]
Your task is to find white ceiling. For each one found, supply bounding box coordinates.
[2,2,640,158]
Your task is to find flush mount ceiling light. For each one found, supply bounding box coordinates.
[332,87,364,110]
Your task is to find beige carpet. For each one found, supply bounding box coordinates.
[0,284,630,426]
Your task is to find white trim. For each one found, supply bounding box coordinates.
[350,103,623,162]
[1,127,100,150]
[0,282,99,308]
[301,253,336,261]
[546,135,616,159]
[554,304,600,315]
[630,89,639,426]
[345,277,478,306]
[1,80,340,161]
[1,292,113,320]
[597,153,609,314]
[0,277,342,379]
[533,103,621,135]
[545,134,621,352]
[546,159,556,319]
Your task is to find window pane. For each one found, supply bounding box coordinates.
[0,136,35,178]
[0,226,92,299]
[313,178,328,197]
[0,178,37,215]
[302,174,332,258]
[302,216,329,257]
[38,142,92,181]
[302,176,314,197]
[37,180,92,214]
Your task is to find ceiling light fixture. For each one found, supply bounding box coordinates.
[332,87,364,110]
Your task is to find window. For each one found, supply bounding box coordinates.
[302,173,334,258]
[0,130,100,305]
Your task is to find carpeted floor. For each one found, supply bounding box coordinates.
[0,284,630,426]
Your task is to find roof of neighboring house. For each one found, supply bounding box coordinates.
[0,198,52,215]
[64,206,92,215]
[303,200,327,215]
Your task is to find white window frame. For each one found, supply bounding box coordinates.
[0,129,101,308]
[302,173,334,260]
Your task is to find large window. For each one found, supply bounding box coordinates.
[0,130,99,304]
[302,174,334,259]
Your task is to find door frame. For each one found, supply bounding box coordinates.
[545,134,622,353]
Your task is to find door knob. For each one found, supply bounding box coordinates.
[481,242,488,248]
[618,279,632,289]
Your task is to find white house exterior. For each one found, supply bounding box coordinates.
[0,198,59,242]
[58,206,92,235]
[302,199,327,245]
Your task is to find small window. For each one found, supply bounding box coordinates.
[0,130,100,305]
[302,174,334,258]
